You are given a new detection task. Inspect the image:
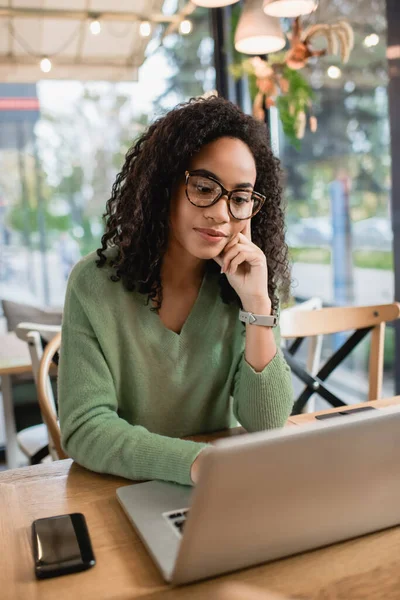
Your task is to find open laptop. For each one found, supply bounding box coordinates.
[117,405,400,585]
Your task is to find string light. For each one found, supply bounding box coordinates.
[139,21,151,37]
[89,19,101,35]
[364,33,379,48]
[40,57,52,73]
[327,66,342,79]
[179,19,193,35]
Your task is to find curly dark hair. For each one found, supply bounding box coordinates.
[96,96,290,313]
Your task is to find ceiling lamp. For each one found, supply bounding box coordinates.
[235,0,286,55]
[263,0,318,18]
[192,0,240,6]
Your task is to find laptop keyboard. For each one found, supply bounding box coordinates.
[164,508,190,534]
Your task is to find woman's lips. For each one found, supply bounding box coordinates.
[194,228,228,243]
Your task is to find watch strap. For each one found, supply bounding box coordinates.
[239,309,279,327]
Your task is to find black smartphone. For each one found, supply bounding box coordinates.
[315,412,344,420]
[341,406,376,415]
[315,406,376,420]
[32,513,96,579]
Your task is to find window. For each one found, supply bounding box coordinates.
[281,0,394,403]
[0,2,215,311]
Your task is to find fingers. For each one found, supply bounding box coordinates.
[221,243,246,273]
[224,232,251,255]
[213,235,239,270]
[221,233,257,274]
[222,244,260,275]
[223,232,241,254]
[229,250,259,275]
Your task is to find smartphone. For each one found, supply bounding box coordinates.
[32,513,96,579]
[315,406,376,420]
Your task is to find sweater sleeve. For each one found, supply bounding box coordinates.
[231,325,294,431]
[58,280,206,487]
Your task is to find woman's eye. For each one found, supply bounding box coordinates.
[196,184,213,194]
[232,195,250,204]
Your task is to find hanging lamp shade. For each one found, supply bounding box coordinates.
[235,0,286,55]
[192,0,240,7]
[263,0,318,18]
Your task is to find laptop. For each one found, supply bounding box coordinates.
[117,405,400,585]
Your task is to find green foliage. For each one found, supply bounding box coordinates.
[8,202,71,238]
[229,5,314,150]
[353,250,393,270]
[275,67,314,149]
[56,166,84,199]
[289,247,393,271]
[289,247,331,264]
[229,61,258,103]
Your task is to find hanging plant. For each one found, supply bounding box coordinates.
[229,5,354,149]
[285,17,354,70]
[229,56,315,149]
[275,65,315,147]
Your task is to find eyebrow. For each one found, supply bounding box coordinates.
[192,168,254,189]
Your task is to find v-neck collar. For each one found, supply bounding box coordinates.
[147,270,212,345]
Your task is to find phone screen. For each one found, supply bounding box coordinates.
[32,513,95,578]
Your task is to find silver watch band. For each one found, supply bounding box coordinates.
[239,309,279,327]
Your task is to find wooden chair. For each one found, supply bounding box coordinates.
[14,323,61,464]
[280,302,400,415]
[281,297,323,413]
[37,331,67,460]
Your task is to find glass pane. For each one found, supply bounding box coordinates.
[281,0,394,405]
[0,4,215,316]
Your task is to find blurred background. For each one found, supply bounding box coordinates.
[0,0,399,437]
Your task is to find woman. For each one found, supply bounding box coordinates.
[58,96,293,486]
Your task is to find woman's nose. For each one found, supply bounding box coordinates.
[204,194,230,222]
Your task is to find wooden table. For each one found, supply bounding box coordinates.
[0,332,32,468]
[1,396,400,600]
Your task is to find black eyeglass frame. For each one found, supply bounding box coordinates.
[184,170,266,221]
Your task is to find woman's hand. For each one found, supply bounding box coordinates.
[190,451,204,484]
[214,219,271,314]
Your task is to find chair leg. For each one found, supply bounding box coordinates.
[30,445,50,465]
[285,327,372,414]
[1,374,19,469]
[283,350,347,414]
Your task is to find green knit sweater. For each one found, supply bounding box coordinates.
[58,252,293,486]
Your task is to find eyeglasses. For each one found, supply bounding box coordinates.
[185,170,266,221]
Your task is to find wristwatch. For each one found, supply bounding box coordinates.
[239,309,279,328]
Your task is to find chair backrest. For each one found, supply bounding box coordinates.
[281,297,323,375]
[37,332,67,460]
[280,302,400,412]
[16,322,65,459]
[280,298,324,413]
[15,321,60,381]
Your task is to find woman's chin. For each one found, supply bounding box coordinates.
[190,245,222,261]
[188,237,227,260]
